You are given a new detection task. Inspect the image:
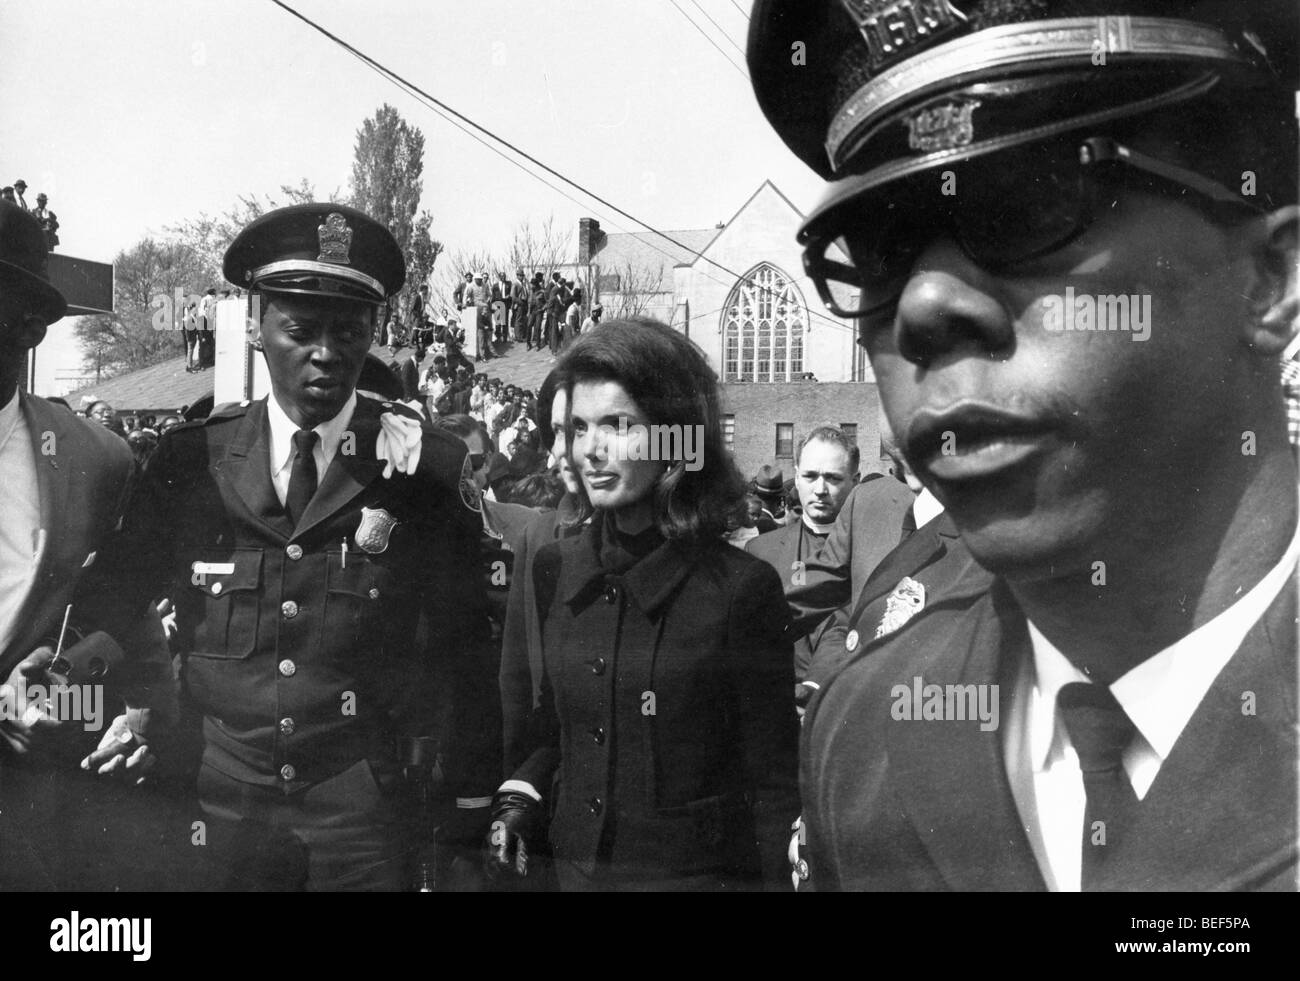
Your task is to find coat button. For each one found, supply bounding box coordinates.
[590,727,605,745]
[587,797,603,814]
[281,600,299,618]
[279,717,295,736]
[590,657,606,675]
[280,764,296,782]
[369,588,380,600]
[211,581,223,596]
[845,629,859,653]
[286,544,303,560]
[278,659,296,677]
[603,584,618,603]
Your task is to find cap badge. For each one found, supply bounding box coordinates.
[875,576,926,639]
[355,506,398,554]
[317,212,354,265]
[840,0,968,74]
[905,98,980,153]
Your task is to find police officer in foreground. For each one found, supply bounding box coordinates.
[750,1,1298,890]
[96,204,500,890]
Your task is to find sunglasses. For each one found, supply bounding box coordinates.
[801,136,1263,320]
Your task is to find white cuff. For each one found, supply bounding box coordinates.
[498,779,541,802]
[455,796,492,809]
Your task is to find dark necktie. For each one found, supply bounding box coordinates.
[1057,681,1139,890]
[285,429,320,529]
[900,505,918,542]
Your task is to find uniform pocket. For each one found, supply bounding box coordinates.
[324,550,378,639]
[184,548,262,659]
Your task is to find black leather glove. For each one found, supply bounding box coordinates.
[484,790,540,879]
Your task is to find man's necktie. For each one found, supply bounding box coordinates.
[1057,681,1139,890]
[900,505,918,542]
[285,429,320,529]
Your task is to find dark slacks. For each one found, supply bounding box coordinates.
[197,758,407,891]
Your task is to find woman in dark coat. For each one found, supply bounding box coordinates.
[486,318,799,891]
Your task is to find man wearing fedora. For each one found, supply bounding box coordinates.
[11,179,29,213]
[90,203,501,890]
[751,0,1299,890]
[0,201,175,890]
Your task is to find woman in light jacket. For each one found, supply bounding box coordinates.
[485,318,799,891]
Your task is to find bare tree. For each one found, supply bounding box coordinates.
[597,260,667,320]
[165,179,340,284]
[427,215,575,322]
[504,215,572,280]
[429,247,498,321]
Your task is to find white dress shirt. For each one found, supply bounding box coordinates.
[912,487,944,528]
[0,390,42,654]
[266,391,357,507]
[1003,509,1300,891]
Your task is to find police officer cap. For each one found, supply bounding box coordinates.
[223,203,404,304]
[748,1,1299,185]
[0,200,66,322]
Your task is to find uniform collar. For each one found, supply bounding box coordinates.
[1025,494,1300,770]
[266,389,357,481]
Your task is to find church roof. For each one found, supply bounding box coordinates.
[589,227,718,292]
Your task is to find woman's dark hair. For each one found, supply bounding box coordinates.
[555,317,745,545]
[536,368,561,450]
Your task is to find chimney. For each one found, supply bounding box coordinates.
[578,218,602,264]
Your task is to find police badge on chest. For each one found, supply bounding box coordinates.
[355,506,399,554]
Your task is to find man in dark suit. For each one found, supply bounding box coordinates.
[0,201,175,890]
[544,272,564,356]
[92,203,501,890]
[747,426,860,689]
[751,0,1299,891]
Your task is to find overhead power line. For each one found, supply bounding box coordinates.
[267,0,857,340]
[688,0,749,60]
[667,0,750,81]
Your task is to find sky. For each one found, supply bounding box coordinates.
[0,0,825,269]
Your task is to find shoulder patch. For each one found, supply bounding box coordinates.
[205,400,251,421]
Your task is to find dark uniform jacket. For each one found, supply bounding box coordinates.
[97,393,500,801]
[808,512,990,689]
[514,515,799,889]
[745,520,833,683]
[801,569,1298,891]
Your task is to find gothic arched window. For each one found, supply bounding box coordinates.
[723,264,806,382]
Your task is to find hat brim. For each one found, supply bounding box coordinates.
[0,259,67,322]
[800,66,1231,247]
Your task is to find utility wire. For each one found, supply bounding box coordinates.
[688,0,749,60]
[667,0,750,80]
[729,0,752,23]
[268,0,856,338]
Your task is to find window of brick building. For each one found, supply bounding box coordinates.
[775,423,794,459]
[723,414,735,452]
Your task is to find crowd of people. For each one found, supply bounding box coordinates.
[2,0,1298,899]
[1,178,59,249]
